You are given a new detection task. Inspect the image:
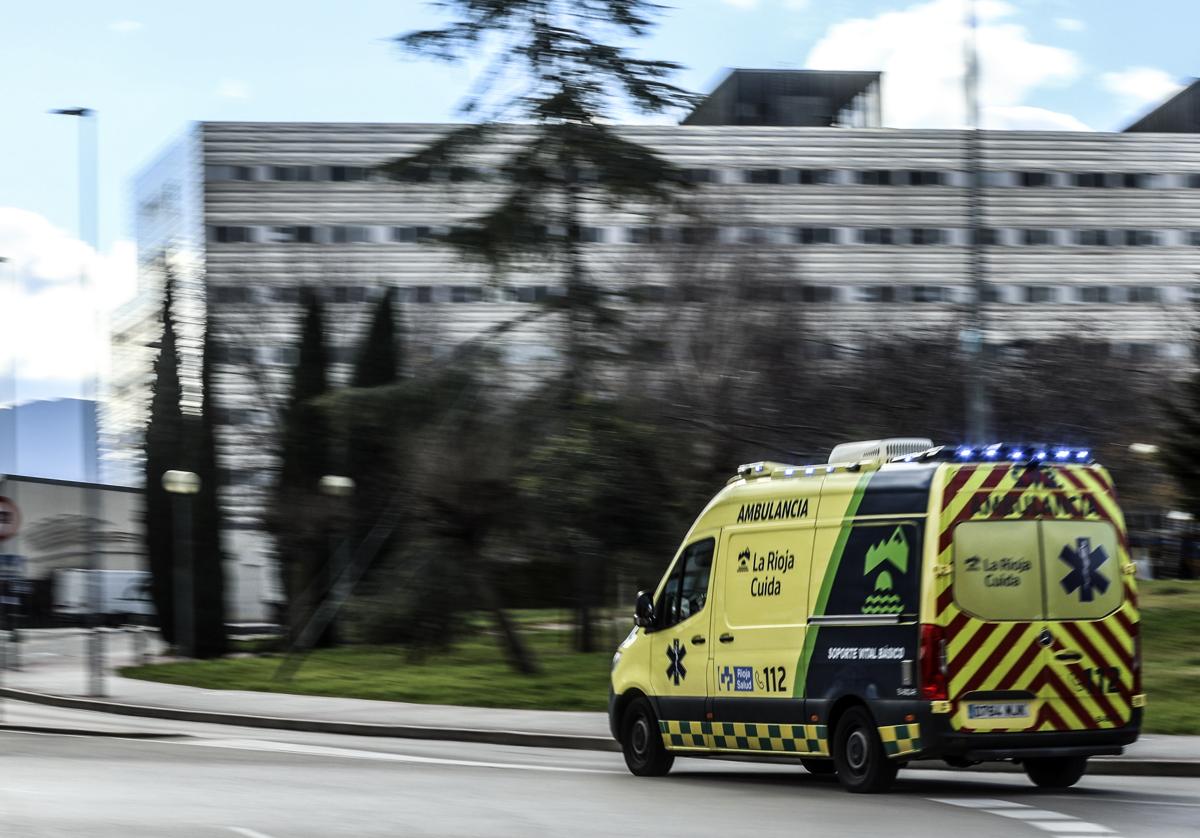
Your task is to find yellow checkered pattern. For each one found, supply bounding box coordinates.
[877,723,922,758]
[660,720,828,755]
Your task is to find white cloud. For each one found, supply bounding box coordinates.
[216,79,251,100]
[986,105,1090,131]
[805,0,1081,129]
[1101,66,1183,110]
[107,20,143,33]
[1055,17,1085,32]
[0,209,136,390]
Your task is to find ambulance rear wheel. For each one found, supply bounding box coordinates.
[1024,756,1088,789]
[800,758,837,776]
[832,707,899,793]
[621,697,674,777]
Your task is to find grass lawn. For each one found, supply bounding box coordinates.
[122,583,1200,731]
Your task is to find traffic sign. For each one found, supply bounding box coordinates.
[0,496,19,541]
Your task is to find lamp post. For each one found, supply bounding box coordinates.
[319,475,355,641]
[51,106,105,696]
[163,470,200,658]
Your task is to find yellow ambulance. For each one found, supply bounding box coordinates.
[608,439,1143,792]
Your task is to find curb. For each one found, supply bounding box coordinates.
[0,723,185,740]
[0,687,620,753]
[3,687,1196,776]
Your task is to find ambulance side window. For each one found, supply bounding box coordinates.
[658,538,715,629]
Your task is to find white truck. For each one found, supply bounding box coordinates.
[53,569,155,623]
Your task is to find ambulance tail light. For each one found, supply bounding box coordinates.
[919,623,949,701]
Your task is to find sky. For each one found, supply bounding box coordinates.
[0,0,1196,413]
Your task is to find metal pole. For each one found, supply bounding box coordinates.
[172,493,194,658]
[963,0,990,442]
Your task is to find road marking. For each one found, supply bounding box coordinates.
[228,828,275,838]
[985,809,1074,820]
[188,738,620,774]
[929,798,1120,838]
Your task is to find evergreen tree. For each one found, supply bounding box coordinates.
[143,269,184,645]
[269,289,334,643]
[191,310,228,657]
[351,287,401,388]
[385,0,694,395]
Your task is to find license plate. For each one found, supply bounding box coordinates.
[967,702,1030,720]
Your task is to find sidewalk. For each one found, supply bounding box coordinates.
[2,629,1198,773]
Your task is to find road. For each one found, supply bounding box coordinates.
[2,704,1198,838]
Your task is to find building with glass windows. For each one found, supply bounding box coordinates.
[112,70,1200,620]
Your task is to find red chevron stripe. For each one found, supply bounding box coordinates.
[1090,619,1134,674]
[958,623,1030,695]
[1123,582,1138,610]
[1040,668,1100,729]
[938,466,1009,553]
[1063,623,1132,707]
[1114,608,1136,637]
[946,611,971,639]
[1040,701,1069,731]
[994,636,1041,690]
[942,465,976,509]
[950,622,998,678]
[936,584,954,617]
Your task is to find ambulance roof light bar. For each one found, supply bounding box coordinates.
[948,444,1093,464]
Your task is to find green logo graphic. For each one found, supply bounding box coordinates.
[862,527,909,614]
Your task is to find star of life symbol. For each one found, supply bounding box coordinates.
[1059,537,1110,602]
[666,638,687,685]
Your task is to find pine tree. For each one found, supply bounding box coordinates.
[191,310,228,657]
[143,269,184,644]
[384,0,694,396]
[351,288,401,388]
[270,289,333,643]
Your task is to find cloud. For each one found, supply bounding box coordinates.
[216,79,251,100]
[986,105,1090,131]
[1102,66,1183,110]
[1055,17,1085,32]
[805,0,1081,129]
[0,209,136,391]
[107,20,143,33]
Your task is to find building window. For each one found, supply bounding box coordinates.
[861,285,897,303]
[1018,171,1053,187]
[800,285,834,303]
[210,225,254,244]
[1121,173,1153,189]
[681,168,714,184]
[210,286,251,304]
[911,285,946,303]
[268,287,302,304]
[450,286,483,303]
[329,225,372,243]
[413,286,433,303]
[858,227,894,245]
[796,227,835,245]
[745,169,783,185]
[1127,286,1161,303]
[1021,229,1054,246]
[857,170,893,186]
[391,226,417,243]
[263,226,314,243]
[1123,229,1160,246]
[628,226,664,244]
[906,170,944,186]
[1072,172,1110,188]
[328,165,370,182]
[1188,174,1200,189]
[908,228,945,245]
[973,227,1000,246]
[1074,229,1111,246]
[516,286,550,303]
[679,226,717,245]
[796,169,833,185]
[270,165,314,182]
[1024,286,1056,303]
[1078,286,1111,303]
[1189,231,1200,246]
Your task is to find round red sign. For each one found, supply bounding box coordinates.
[0,496,20,540]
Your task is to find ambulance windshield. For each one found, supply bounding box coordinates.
[953,520,1122,621]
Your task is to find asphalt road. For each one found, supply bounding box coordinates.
[2,704,1198,838]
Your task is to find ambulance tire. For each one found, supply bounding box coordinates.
[800,758,837,776]
[1023,756,1089,789]
[621,697,675,777]
[832,707,899,793]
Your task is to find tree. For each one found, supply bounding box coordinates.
[385,0,695,393]
[269,289,334,644]
[352,287,401,388]
[190,309,228,658]
[143,269,184,644]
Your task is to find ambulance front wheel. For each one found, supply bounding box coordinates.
[621,697,675,777]
[1023,756,1089,789]
[832,707,899,793]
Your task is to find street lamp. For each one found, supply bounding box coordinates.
[320,475,355,638]
[51,106,105,697]
[163,470,200,658]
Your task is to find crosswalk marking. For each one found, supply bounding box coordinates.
[928,797,1120,838]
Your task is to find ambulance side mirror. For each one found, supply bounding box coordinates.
[634,591,656,628]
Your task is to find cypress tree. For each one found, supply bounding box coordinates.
[270,289,333,643]
[351,288,401,388]
[143,269,184,645]
[191,310,228,657]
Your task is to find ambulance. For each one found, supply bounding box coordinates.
[609,439,1143,793]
